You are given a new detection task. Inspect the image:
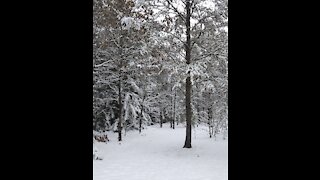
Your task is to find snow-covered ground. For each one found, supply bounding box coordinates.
[93,123,228,180]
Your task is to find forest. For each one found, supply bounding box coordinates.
[93,0,227,179]
[93,0,227,142]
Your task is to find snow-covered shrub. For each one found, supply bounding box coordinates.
[93,130,110,142]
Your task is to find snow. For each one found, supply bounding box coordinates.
[93,123,228,180]
[121,16,143,30]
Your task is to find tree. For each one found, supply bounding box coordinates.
[183,0,192,148]
[93,0,153,140]
[149,0,228,147]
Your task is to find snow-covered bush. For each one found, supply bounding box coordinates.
[93,130,110,142]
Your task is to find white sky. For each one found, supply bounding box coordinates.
[153,0,221,27]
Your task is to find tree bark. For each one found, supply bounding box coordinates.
[139,112,142,134]
[173,89,176,129]
[118,73,122,141]
[208,107,212,138]
[170,90,173,129]
[183,76,192,148]
[118,35,123,142]
[139,99,144,133]
[183,0,192,148]
[160,109,163,128]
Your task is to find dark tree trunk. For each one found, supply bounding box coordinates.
[183,0,192,148]
[139,102,143,133]
[139,114,142,134]
[170,91,173,129]
[208,107,212,138]
[160,110,163,128]
[183,75,192,148]
[118,35,123,142]
[173,90,176,129]
[118,74,122,141]
[208,93,213,138]
[170,105,173,128]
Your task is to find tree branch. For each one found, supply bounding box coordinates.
[165,0,186,23]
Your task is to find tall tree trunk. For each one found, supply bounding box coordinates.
[173,89,176,129]
[118,35,123,142]
[183,0,192,148]
[118,74,122,141]
[170,90,173,129]
[160,109,163,128]
[139,112,142,134]
[208,106,212,138]
[139,100,143,133]
[170,114,173,128]
[208,92,213,138]
[184,76,192,148]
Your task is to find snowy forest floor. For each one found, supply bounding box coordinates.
[93,123,228,180]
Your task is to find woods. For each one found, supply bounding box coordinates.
[93,0,228,147]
